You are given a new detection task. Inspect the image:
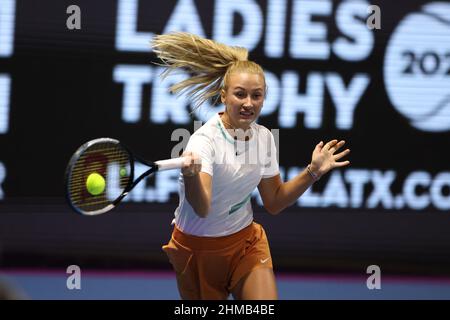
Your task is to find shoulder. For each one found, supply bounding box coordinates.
[191,117,219,139]
[253,122,274,138]
[188,115,221,147]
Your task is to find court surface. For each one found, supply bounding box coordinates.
[2,269,450,300]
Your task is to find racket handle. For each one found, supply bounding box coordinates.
[155,157,187,171]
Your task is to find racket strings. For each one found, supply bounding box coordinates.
[68,141,131,213]
[69,157,127,184]
[69,151,129,174]
[69,145,128,193]
[69,159,128,205]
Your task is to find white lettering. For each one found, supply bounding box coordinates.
[114,65,152,123]
[151,68,190,124]
[367,171,395,209]
[430,172,450,210]
[334,0,374,61]
[325,73,370,129]
[213,0,263,51]
[403,171,431,210]
[163,0,206,36]
[265,0,287,58]
[0,0,15,57]
[290,0,332,59]
[0,75,11,133]
[279,72,323,128]
[345,169,371,208]
[116,0,154,51]
[321,170,349,207]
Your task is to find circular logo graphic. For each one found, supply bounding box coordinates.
[384,2,450,132]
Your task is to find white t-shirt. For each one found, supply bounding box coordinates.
[174,113,280,237]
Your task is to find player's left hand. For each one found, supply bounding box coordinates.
[309,140,350,179]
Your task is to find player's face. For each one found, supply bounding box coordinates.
[221,72,265,130]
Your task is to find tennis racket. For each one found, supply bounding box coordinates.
[65,137,186,216]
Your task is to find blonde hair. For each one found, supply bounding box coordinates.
[152,32,265,108]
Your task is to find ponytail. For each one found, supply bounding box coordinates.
[152,32,264,108]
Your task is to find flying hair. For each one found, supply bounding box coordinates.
[152,32,265,108]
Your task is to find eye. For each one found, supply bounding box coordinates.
[235,92,246,98]
[252,93,262,100]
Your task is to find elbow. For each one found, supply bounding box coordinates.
[265,204,282,216]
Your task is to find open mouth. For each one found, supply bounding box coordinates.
[239,110,254,117]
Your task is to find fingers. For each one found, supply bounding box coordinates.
[329,140,346,153]
[334,160,350,168]
[192,152,202,166]
[181,151,202,176]
[332,143,350,168]
[181,151,201,163]
[182,153,192,168]
[334,148,350,160]
[181,150,192,165]
[323,139,338,151]
[314,141,324,152]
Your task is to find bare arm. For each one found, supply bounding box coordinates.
[181,151,212,218]
[258,171,314,215]
[258,139,350,215]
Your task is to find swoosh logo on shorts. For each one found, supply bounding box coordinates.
[260,258,270,264]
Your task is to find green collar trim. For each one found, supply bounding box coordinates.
[216,120,235,145]
[229,193,252,215]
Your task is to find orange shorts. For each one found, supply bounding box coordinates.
[162,222,273,300]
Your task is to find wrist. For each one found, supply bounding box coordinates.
[306,164,321,182]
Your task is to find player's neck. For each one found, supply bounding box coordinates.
[220,112,251,141]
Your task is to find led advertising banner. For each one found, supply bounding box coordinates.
[0,0,449,216]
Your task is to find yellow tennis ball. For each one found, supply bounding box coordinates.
[86,173,106,196]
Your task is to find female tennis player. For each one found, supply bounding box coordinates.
[152,32,350,300]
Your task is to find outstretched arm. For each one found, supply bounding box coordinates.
[258,140,350,215]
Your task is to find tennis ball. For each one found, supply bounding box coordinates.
[86,173,106,196]
[119,167,127,177]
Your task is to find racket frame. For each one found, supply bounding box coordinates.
[65,138,159,216]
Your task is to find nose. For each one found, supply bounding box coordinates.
[243,96,253,108]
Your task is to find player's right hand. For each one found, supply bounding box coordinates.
[181,151,202,177]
